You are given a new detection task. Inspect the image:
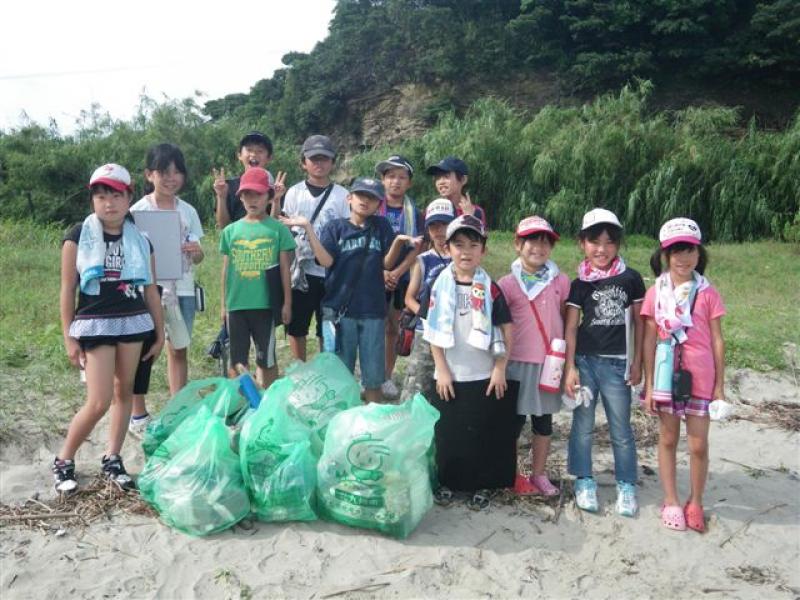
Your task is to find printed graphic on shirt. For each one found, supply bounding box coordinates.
[231,237,276,278]
[590,285,627,326]
[101,239,142,301]
[339,236,383,253]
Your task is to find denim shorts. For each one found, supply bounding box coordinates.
[337,317,385,390]
[177,295,196,334]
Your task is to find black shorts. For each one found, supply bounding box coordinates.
[385,279,409,312]
[133,330,157,395]
[228,309,276,369]
[287,275,325,338]
[78,331,152,352]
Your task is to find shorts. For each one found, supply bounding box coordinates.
[228,309,276,369]
[336,317,385,389]
[656,397,711,418]
[287,275,325,339]
[133,330,157,395]
[165,295,196,345]
[385,279,409,312]
[514,414,554,438]
[78,331,152,352]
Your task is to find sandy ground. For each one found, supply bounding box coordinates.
[1,367,798,599]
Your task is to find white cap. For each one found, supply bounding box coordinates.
[659,217,702,248]
[89,163,132,192]
[581,208,622,231]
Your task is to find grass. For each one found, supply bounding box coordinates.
[0,219,798,442]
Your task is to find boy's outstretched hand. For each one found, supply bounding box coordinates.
[212,167,228,199]
[279,215,310,229]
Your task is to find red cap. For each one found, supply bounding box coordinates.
[236,167,272,196]
[516,216,559,241]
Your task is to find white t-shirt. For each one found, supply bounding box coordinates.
[283,181,350,278]
[438,283,495,382]
[130,196,204,296]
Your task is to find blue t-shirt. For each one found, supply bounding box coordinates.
[320,216,397,319]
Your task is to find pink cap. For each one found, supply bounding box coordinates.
[89,163,132,192]
[516,215,559,241]
[659,218,702,248]
[236,167,272,196]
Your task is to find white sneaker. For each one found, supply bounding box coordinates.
[128,414,151,438]
[381,380,399,397]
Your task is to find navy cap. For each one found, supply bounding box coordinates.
[349,177,385,201]
[239,131,273,152]
[424,198,456,228]
[376,155,414,178]
[302,135,336,159]
[426,156,469,177]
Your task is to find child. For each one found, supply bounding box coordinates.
[282,135,350,361]
[426,156,487,227]
[641,218,725,532]
[213,131,287,228]
[54,164,163,492]
[423,215,517,510]
[220,167,295,388]
[498,216,570,496]
[564,208,645,516]
[375,155,424,397]
[399,198,455,403]
[128,143,204,435]
[280,177,415,404]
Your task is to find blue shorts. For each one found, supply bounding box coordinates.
[178,295,196,335]
[337,317,385,390]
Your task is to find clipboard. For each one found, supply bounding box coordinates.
[132,210,183,280]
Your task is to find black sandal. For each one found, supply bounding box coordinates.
[467,489,491,511]
[434,486,454,507]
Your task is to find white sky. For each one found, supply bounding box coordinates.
[0,0,336,134]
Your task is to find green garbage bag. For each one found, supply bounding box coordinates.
[316,394,440,538]
[142,377,245,458]
[140,405,250,536]
[239,379,317,522]
[281,352,362,454]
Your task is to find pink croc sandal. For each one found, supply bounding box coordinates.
[530,474,560,497]
[661,504,687,531]
[514,474,541,496]
[684,502,706,533]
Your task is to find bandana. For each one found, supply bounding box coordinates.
[510,258,559,301]
[654,271,709,343]
[577,256,626,282]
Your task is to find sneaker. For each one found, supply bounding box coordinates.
[128,413,151,438]
[101,454,136,491]
[616,482,638,517]
[574,477,599,512]
[530,474,560,497]
[381,380,399,397]
[52,458,77,493]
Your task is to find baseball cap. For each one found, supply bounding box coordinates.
[239,131,273,152]
[349,177,385,201]
[516,216,559,241]
[424,198,456,228]
[659,217,702,248]
[446,214,486,241]
[89,163,133,192]
[580,208,622,231]
[426,156,469,177]
[302,135,336,159]
[376,155,414,178]
[236,167,272,196]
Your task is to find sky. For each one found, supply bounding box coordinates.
[0,0,336,134]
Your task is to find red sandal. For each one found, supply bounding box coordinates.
[684,502,705,533]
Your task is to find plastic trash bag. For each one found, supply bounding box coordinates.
[316,394,440,538]
[140,405,250,536]
[239,379,318,522]
[142,377,245,458]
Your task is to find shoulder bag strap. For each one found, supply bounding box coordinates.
[529,299,550,347]
[309,184,334,225]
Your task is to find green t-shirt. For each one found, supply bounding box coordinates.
[220,217,296,311]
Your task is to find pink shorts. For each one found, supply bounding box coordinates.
[656,397,710,418]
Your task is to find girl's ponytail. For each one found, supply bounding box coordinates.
[650,247,664,276]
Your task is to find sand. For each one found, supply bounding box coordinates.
[1,367,798,599]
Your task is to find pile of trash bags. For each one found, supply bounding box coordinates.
[138,352,439,538]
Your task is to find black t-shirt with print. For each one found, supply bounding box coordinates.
[64,223,152,319]
[566,268,646,356]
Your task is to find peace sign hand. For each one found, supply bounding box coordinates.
[273,171,287,199]
[212,167,228,200]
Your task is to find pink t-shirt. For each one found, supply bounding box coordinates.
[640,284,726,401]
[498,272,570,364]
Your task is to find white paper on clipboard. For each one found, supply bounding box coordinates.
[132,210,183,280]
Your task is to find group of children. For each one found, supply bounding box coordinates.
[55,131,725,534]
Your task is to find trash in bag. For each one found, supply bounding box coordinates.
[142,377,245,458]
[316,394,439,538]
[280,352,362,454]
[140,405,251,536]
[239,380,318,522]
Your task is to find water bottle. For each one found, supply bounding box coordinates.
[654,339,674,397]
[321,307,338,353]
[237,371,262,409]
[538,338,566,393]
